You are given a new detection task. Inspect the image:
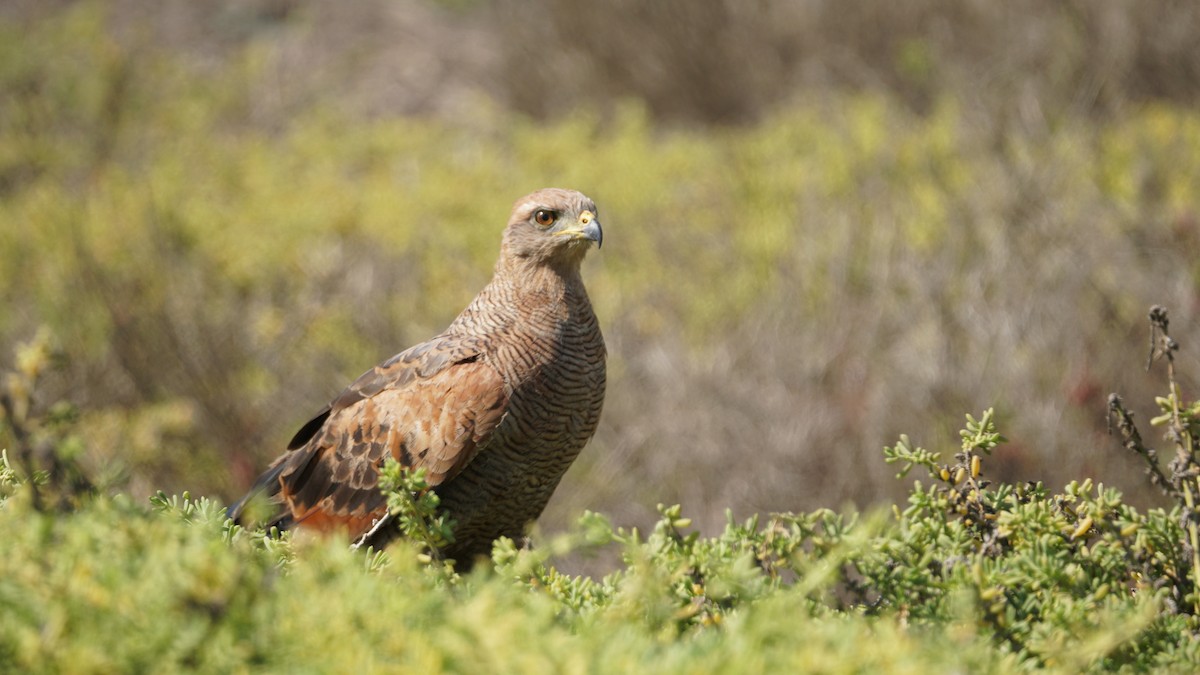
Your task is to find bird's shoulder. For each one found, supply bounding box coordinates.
[286,332,496,451]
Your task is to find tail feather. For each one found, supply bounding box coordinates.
[226,459,289,524]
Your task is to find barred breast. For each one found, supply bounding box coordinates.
[437,269,606,562]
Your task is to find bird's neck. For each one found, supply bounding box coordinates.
[494,255,587,305]
[449,257,590,339]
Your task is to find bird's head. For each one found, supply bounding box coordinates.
[501,188,603,268]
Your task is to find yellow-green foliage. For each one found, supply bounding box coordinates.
[2,408,1199,673]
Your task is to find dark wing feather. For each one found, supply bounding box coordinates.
[229,334,507,537]
[286,409,330,450]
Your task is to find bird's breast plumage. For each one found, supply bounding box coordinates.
[436,274,606,561]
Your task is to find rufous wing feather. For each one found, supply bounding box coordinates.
[251,335,507,538]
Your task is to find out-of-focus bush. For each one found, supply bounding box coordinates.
[6,0,1199,125]
[1,3,1199,540]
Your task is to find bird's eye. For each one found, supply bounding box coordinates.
[533,210,557,227]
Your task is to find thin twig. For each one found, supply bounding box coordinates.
[1107,393,1173,496]
[351,513,392,551]
[1146,306,1200,615]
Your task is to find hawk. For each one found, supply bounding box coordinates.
[228,188,606,568]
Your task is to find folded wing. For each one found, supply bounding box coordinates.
[229,334,508,538]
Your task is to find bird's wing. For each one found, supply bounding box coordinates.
[239,334,508,536]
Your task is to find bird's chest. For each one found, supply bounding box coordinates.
[497,320,606,456]
[438,320,604,550]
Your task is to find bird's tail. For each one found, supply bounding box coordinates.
[226,459,289,527]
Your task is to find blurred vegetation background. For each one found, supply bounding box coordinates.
[2,0,1200,541]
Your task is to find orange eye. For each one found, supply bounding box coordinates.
[534,210,557,227]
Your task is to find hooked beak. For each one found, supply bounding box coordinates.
[581,219,603,249]
[576,210,603,249]
[557,210,603,249]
